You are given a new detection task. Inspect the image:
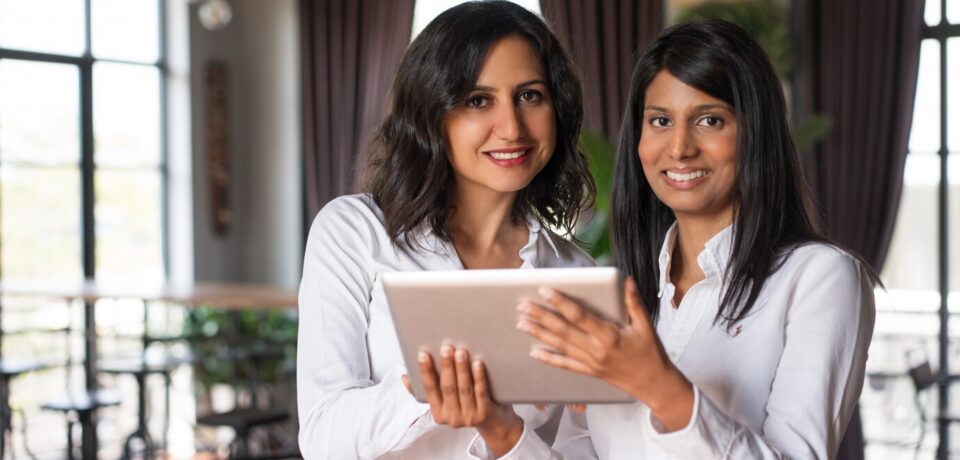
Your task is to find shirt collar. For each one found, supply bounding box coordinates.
[656,223,734,297]
[521,215,561,261]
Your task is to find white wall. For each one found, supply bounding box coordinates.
[188,0,302,288]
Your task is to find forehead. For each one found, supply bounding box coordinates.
[474,36,546,85]
[643,70,729,110]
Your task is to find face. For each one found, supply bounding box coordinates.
[638,70,738,223]
[443,36,556,198]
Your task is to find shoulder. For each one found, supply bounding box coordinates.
[782,242,862,277]
[306,194,391,250]
[539,229,596,268]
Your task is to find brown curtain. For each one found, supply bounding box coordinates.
[540,0,664,142]
[300,0,415,221]
[795,1,925,459]
[796,0,924,271]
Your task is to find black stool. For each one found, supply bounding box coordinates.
[41,390,122,460]
[0,360,44,459]
[99,354,185,460]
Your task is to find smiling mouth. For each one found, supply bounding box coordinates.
[486,149,530,160]
[665,170,711,182]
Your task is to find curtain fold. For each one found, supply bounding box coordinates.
[540,0,663,142]
[795,1,924,459]
[300,0,415,222]
[796,0,924,272]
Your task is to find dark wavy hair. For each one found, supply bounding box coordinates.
[363,0,593,249]
[612,20,870,327]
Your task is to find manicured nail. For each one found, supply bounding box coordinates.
[455,348,466,362]
[418,351,428,362]
[517,302,531,314]
[440,344,452,357]
[538,287,555,299]
[517,320,530,332]
[472,360,483,371]
[530,348,544,359]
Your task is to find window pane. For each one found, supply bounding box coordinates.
[91,0,159,63]
[928,0,943,26]
[0,60,80,165]
[949,0,960,24]
[949,38,960,151]
[0,0,85,56]
[95,169,164,285]
[93,62,161,167]
[881,152,940,292]
[0,166,82,282]
[951,153,959,300]
[909,40,941,154]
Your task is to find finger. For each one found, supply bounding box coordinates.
[624,277,653,333]
[534,403,547,412]
[518,317,602,371]
[518,301,594,350]
[438,344,461,414]
[529,347,598,376]
[418,351,443,412]
[401,374,413,395]
[539,288,614,340]
[565,403,587,413]
[454,348,477,418]
[472,359,493,420]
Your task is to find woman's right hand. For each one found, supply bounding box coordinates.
[410,345,524,457]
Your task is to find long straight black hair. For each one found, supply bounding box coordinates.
[612,20,839,327]
[364,0,592,249]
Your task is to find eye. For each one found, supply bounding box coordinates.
[517,89,543,104]
[649,116,671,128]
[698,115,724,128]
[465,95,490,109]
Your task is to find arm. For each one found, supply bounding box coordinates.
[296,200,431,459]
[521,250,875,459]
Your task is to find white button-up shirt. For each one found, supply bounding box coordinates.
[297,194,594,459]
[482,224,875,459]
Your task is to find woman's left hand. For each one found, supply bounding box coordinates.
[517,278,694,431]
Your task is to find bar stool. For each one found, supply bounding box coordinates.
[0,359,44,459]
[99,353,187,460]
[41,390,122,460]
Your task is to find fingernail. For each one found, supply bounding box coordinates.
[530,348,543,359]
[440,345,452,357]
[517,302,531,314]
[516,320,530,332]
[538,287,554,299]
[455,348,466,362]
[472,360,483,371]
[418,351,428,362]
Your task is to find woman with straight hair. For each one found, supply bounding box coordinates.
[296,1,595,458]
[500,20,876,459]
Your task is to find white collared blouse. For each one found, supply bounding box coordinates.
[481,223,875,459]
[296,194,594,459]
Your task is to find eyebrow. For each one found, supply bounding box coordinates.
[644,103,733,113]
[473,79,548,91]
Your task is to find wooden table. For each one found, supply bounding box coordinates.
[0,280,297,459]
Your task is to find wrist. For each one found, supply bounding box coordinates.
[477,413,523,457]
[646,369,694,432]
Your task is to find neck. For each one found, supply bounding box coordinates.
[671,211,733,281]
[449,184,522,254]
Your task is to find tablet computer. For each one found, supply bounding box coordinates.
[382,266,633,404]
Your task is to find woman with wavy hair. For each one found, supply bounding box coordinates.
[509,20,876,459]
[296,1,594,458]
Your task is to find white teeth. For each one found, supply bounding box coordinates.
[666,170,709,182]
[488,150,528,160]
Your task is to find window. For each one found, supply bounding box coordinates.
[0,0,167,286]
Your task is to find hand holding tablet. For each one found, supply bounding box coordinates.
[382,267,634,404]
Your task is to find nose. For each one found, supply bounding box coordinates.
[493,103,525,140]
[668,125,696,160]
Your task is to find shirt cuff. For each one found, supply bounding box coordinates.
[383,365,434,452]
[644,385,738,458]
[466,422,554,460]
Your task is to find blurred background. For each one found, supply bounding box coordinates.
[0,0,955,458]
